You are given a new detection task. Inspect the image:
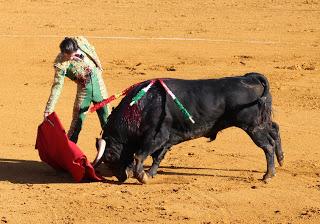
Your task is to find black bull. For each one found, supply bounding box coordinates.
[95,73,284,183]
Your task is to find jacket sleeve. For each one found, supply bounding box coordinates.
[44,66,66,113]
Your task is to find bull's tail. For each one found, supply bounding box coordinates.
[245,72,272,125]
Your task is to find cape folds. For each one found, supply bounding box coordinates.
[35,112,103,182]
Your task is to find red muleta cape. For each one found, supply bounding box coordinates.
[35,112,103,182]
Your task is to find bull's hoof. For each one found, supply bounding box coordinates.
[117,175,128,183]
[146,169,156,178]
[116,170,129,183]
[262,173,275,183]
[137,171,149,184]
[278,158,284,167]
[125,167,134,179]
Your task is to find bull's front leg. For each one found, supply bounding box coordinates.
[134,153,149,184]
[124,161,134,179]
[148,147,170,178]
[136,128,170,183]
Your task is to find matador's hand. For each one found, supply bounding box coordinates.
[43,112,50,120]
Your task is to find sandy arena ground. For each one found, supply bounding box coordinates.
[0,0,320,223]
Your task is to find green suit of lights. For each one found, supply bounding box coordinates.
[45,36,109,143]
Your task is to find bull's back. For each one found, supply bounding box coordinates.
[163,76,265,115]
[106,74,267,142]
[163,78,227,123]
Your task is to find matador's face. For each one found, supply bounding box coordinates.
[62,51,77,61]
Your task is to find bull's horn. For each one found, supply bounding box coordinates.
[92,138,106,168]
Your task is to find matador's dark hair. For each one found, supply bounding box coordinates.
[59,37,79,54]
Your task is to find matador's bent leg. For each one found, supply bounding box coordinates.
[68,87,92,143]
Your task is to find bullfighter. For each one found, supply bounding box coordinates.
[44,36,109,143]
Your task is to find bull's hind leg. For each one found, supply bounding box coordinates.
[246,125,276,182]
[270,122,284,167]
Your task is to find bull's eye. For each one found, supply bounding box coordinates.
[105,152,113,161]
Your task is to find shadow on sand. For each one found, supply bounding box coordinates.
[0,158,263,184]
[0,158,75,184]
[145,165,263,180]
